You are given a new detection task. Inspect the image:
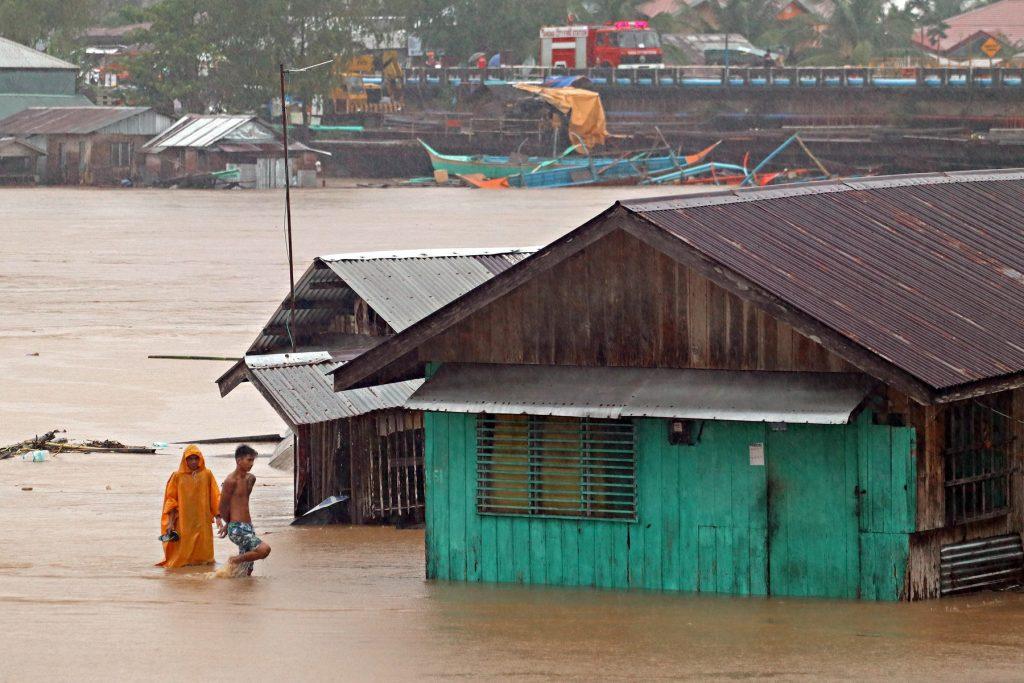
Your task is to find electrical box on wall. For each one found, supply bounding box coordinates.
[668,419,700,446]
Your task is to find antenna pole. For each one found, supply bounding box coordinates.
[279,62,297,353]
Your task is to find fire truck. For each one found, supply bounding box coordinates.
[539,20,663,69]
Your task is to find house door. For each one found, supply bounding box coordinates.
[763,417,915,599]
[765,424,860,598]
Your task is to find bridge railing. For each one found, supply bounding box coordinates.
[402,65,1024,89]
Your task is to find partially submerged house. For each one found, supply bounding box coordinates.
[334,170,1024,601]
[0,136,45,183]
[217,248,535,521]
[0,106,171,184]
[141,114,323,188]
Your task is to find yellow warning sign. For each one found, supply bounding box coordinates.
[981,37,1002,58]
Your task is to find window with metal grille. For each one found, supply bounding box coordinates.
[944,395,1013,526]
[476,414,636,521]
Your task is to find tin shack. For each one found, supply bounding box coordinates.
[141,114,322,188]
[334,171,1024,600]
[0,106,171,184]
[218,248,534,523]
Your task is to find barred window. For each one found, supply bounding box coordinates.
[944,396,1013,526]
[476,414,636,521]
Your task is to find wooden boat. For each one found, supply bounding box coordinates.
[500,143,722,189]
[420,138,717,183]
[420,139,588,178]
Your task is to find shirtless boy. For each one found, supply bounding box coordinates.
[218,444,271,575]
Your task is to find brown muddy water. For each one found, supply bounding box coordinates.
[4,187,1024,680]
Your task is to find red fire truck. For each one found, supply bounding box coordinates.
[539,20,663,69]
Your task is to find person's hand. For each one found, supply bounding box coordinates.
[216,518,228,538]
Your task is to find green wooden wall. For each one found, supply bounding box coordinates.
[425,410,915,600]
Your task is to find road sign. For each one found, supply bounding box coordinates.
[981,37,1002,58]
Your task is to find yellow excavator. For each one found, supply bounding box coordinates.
[331,50,404,114]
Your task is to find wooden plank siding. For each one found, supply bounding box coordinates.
[417,230,859,374]
[902,387,1024,599]
[294,410,425,524]
[426,410,916,600]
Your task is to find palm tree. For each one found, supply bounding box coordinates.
[808,0,914,64]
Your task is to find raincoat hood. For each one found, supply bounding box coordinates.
[177,444,207,473]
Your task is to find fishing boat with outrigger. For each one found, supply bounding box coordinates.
[419,138,698,180]
[459,141,723,189]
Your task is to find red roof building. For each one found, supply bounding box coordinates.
[913,0,1024,59]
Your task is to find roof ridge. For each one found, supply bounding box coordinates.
[318,246,540,262]
[620,169,1024,213]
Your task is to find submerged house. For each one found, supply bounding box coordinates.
[0,136,45,183]
[217,248,534,522]
[334,170,1024,601]
[141,114,322,188]
[0,106,171,184]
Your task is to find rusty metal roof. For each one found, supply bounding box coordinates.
[244,352,422,426]
[408,363,875,423]
[623,170,1024,391]
[0,106,152,134]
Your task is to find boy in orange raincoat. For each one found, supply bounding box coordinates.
[157,445,224,567]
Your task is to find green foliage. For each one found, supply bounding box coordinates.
[388,0,568,63]
[810,0,915,64]
[128,0,356,114]
[569,0,649,23]
[0,0,99,55]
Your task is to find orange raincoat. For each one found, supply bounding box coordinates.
[157,445,221,567]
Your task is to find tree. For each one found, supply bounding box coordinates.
[803,0,914,64]
[128,0,358,113]
[569,0,649,23]
[387,0,568,63]
[0,0,100,55]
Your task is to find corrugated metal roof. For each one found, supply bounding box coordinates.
[326,248,537,332]
[623,170,1024,391]
[0,94,93,122]
[408,363,875,423]
[246,247,537,359]
[0,36,78,70]
[0,106,153,135]
[245,353,423,426]
[0,136,45,155]
[143,114,256,150]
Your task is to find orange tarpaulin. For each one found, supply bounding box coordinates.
[157,445,221,568]
[513,83,609,148]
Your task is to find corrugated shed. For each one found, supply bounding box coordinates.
[0,106,164,135]
[247,248,537,357]
[624,170,1024,391]
[0,94,94,121]
[0,36,78,70]
[245,352,423,426]
[324,248,536,332]
[143,114,259,151]
[409,363,875,423]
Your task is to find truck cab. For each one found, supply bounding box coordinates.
[540,20,663,70]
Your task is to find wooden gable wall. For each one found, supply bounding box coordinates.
[419,228,857,374]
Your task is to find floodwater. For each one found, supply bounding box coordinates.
[4,187,1024,680]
